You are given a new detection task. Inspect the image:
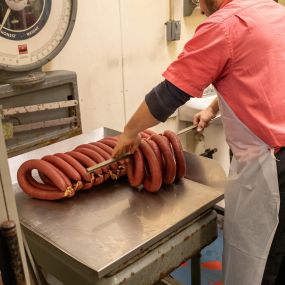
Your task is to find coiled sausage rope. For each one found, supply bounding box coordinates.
[17,129,186,200]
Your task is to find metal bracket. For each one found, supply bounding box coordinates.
[165,20,181,41]
[183,0,197,17]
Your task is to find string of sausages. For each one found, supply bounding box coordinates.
[17,129,186,200]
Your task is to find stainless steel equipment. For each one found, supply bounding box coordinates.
[8,127,226,285]
[0,0,80,157]
[0,109,30,284]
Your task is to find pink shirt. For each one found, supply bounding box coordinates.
[163,0,285,149]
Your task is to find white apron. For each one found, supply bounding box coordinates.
[218,96,280,285]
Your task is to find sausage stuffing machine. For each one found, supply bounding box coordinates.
[8,127,225,285]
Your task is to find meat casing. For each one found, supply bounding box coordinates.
[139,140,162,192]
[17,159,74,200]
[150,134,176,184]
[163,130,186,179]
[126,148,144,187]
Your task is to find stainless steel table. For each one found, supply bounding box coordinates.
[8,128,226,285]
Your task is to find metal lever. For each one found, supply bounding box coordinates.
[86,115,221,174]
[87,152,132,174]
[176,124,198,136]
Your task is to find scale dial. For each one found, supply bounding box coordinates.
[0,0,77,72]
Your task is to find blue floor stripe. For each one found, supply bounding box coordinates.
[171,228,223,285]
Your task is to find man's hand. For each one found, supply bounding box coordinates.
[193,97,219,131]
[193,109,216,131]
[112,132,141,158]
[112,101,159,158]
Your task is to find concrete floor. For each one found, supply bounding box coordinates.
[171,228,223,285]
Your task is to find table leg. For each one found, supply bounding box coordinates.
[191,253,201,285]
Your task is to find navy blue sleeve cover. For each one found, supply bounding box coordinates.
[145,80,192,122]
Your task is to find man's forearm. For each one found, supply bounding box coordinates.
[124,80,192,137]
[124,101,159,137]
[207,97,219,115]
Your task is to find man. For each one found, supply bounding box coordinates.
[112,0,285,284]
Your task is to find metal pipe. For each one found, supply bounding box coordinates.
[169,0,175,20]
[0,220,26,285]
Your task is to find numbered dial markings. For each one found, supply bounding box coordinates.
[0,0,74,70]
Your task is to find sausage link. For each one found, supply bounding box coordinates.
[26,172,57,191]
[17,159,74,200]
[139,140,162,192]
[67,151,97,168]
[163,130,186,179]
[88,141,125,179]
[27,161,73,192]
[143,129,157,136]
[99,138,117,148]
[38,163,83,191]
[146,139,164,172]
[81,176,104,189]
[54,153,91,182]
[97,139,126,166]
[42,155,82,181]
[75,147,109,173]
[77,144,117,171]
[38,171,54,186]
[91,141,113,155]
[17,182,68,200]
[150,134,176,184]
[126,148,144,187]
[17,159,69,192]
[91,141,124,167]
[140,132,149,139]
[75,147,110,183]
[88,144,118,170]
[82,181,94,190]
[67,151,104,186]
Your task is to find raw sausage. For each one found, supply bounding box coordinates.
[150,134,176,184]
[54,153,92,182]
[126,148,144,187]
[163,130,186,179]
[139,140,162,192]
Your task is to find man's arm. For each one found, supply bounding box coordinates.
[112,80,191,157]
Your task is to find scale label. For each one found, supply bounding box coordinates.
[18,44,28,55]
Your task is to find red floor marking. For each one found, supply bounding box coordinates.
[201,260,222,270]
[213,281,224,285]
[179,262,188,267]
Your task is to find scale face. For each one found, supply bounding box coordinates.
[0,0,76,72]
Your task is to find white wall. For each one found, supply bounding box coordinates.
[44,0,205,134]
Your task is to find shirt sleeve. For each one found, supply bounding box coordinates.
[163,21,232,98]
[145,80,192,122]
